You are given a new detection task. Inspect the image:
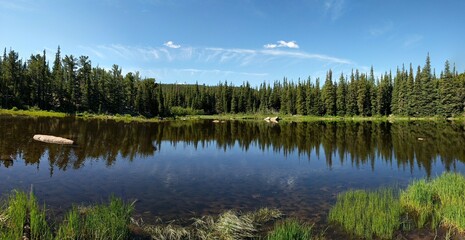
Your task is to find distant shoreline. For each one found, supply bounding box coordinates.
[1,108,463,123]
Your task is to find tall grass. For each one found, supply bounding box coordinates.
[28,192,52,239]
[328,188,402,239]
[1,191,28,239]
[82,196,134,240]
[401,172,465,232]
[55,207,81,240]
[267,219,321,240]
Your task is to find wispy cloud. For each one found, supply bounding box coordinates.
[264,40,299,49]
[83,44,352,67]
[323,0,345,21]
[164,41,180,49]
[0,0,34,11]
[404,34,423,47]
[369,21,394,37]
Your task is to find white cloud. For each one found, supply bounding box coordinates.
[404,34,423,47]
[277,40,299,48]
[264,44,277,49]
[324,0,345,21]
[369,21,394,37]
[264,41,299,49]
[85,44,352,69]
[163,41,181,49]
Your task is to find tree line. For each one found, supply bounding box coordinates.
[1,47,464,117]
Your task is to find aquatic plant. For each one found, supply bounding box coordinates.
[328,188,402,239]
[267,218,321,240]
[55,207,82,240]
[401,172,465,232]
[400,179,437,228]
[28,192,52,239]
[82,196,134,240]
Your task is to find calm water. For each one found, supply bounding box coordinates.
[1,115,465,225]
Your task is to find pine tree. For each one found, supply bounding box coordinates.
[420,54,437,116]
[346,70,358,116]
[296,80,306,115]
[336,73,347,116]
[322,70,336,115]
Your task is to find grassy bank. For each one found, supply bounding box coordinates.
[2,107,463,123]
[0,191,324,240]
[0,108,160,123]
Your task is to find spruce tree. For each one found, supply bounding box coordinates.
[336,73,347,116]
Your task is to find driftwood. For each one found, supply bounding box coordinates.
[33,134,74,145]
[264,116,280,123]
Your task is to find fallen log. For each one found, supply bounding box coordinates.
[33,134,74,145]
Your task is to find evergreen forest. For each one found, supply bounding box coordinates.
[1,47,464,118]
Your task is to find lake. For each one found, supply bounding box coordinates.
[1,115,465,226]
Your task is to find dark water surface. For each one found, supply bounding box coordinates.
[1,115,465,225]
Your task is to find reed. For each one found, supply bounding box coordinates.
[267,218,320,240]
[1,191,28,239]
[401,172,465,232]
[28,192,52,239]
[55,207,82,240]
[328,188,402,239]
[82,196,134,240]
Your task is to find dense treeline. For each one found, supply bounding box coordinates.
[1,47,464,117]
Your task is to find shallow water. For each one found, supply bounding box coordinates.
[1,115,465,225]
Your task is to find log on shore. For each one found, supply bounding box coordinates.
[33,134,74,145]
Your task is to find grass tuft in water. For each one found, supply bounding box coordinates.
[1,191,28,239]
[328,188,402,239]
[55,206,82,240]
[215,210,256,239]
[82,196,134,240]
[28,192,52,239]
[267,218,321,240]
[400,179,437,228]
[401,172,465,232]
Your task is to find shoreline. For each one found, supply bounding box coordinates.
[1,108,463,123]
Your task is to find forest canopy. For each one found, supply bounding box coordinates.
[0,47,464,118]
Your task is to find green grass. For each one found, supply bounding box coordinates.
[267,218,321,240]
[401,172,465,232]
[55,207,81,240]
[0,191,133,240]
[328,188,402,239]
[0,108,66,118]
[82,196,134,240]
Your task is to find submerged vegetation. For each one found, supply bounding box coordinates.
[2,173,465,239]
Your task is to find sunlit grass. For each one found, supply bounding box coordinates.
[401,172,465,232]
[0,108,66,117]
[328,188,402,239]
[267,218,322,240]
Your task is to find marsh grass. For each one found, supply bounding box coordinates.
[267,218,322,240]
[55,207,81,240]
[328,188,402,239]
[28,192,52,239]
[0,191,133,240]
[401,172,465,232]
[82,196,134,240]
[141,208,283,240]
[1,191,28,239]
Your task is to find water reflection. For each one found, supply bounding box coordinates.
[1,116,464,177]
[1,115,465,223]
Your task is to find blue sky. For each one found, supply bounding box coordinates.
[1,0,464,86]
